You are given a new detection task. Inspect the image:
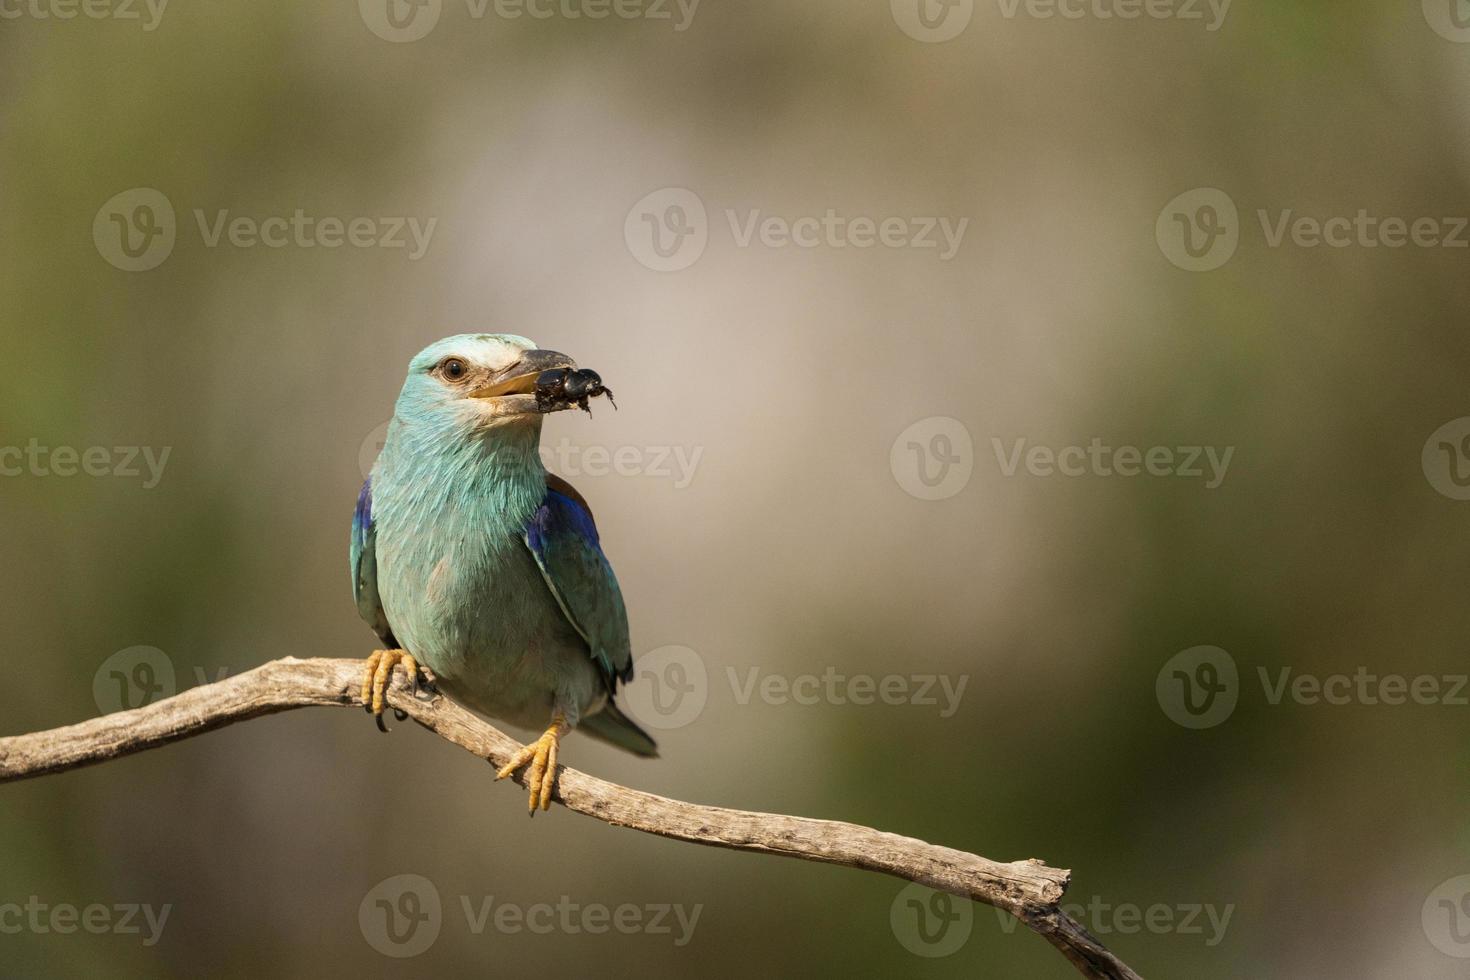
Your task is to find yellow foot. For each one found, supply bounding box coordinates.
[359,649,425,731]
[495,714,570,814]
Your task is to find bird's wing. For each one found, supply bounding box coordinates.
[350,477,398,648]
[523,473,633,690]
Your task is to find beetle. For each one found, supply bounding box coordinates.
[535,367,617,414]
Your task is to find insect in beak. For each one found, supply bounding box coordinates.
[535,368,617,415]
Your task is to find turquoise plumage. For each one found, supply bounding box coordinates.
[351,334,655,812]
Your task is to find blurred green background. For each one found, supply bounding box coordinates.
[4,1,1470,976]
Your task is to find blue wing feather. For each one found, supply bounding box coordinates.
[351,478,397,648]
[524,476,634,690]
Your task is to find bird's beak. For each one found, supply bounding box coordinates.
[468,349,578,400]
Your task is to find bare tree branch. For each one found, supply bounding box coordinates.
[0,657,1142,979]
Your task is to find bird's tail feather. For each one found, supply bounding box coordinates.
[580,701,659,757]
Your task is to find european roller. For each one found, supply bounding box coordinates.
[351,334,656,812]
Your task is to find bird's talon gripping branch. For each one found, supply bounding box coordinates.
[359,649,423,730]
[495,714,570,813]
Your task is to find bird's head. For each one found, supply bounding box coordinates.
[393,334,579,430]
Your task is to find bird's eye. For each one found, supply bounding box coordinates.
[440,358,468,381]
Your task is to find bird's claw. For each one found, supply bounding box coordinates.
[495,715,569,814]
[359,649,428,732]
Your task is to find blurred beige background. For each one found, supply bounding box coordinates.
[4,1,1470,976]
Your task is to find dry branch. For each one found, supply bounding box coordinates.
[0,657,1142,979]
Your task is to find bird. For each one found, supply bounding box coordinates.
[350,333,656,813]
